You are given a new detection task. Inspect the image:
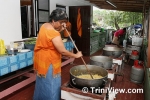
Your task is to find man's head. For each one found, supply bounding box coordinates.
[123,28,126,32]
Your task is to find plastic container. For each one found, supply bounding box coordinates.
[93,30,100,33]
[132,37,143,46]
[0,39,6,55]
[7,48,18,55]
[24,44,35,50]
[123,39,127,48]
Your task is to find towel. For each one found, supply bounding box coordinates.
[77,8,82,37]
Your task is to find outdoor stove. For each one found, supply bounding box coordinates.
[60,54,122,100]
[101,50,125,82]
[61,78,111,100]
[61,63,119,100]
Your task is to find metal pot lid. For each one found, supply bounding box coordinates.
[103,47,123,51]
[90,56,112,62]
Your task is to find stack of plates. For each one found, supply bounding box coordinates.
[19,49,30,53]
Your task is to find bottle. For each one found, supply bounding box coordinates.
[123,39,127,48]
[0,39,1,54]
[0,39,6,55]
[10,42,14,55]
[10,48,14,56]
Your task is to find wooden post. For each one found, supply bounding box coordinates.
[148,7,150,67]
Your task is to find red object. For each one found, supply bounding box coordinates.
[134,60,143,68]
[136,64,143,69]
[134,60,139,67]
[114,29,125,37]
[132,50,139,55]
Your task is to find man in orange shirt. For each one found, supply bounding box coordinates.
[33,9,82,100]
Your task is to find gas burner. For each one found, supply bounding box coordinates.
[61,78,111,100]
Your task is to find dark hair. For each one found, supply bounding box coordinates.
[123,28,126,31]
[49,9,68,22]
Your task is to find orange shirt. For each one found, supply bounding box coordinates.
[63,21,71,37]
[33,25,61,76]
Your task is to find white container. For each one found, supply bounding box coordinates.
[132,37,143,46]
[123,40,127,48]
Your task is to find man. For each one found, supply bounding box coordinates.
[112,28,126,46]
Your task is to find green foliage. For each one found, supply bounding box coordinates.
[93,9,143,30]
[24,38,36,44]
[143,39,148,47]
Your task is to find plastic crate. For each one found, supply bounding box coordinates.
[19,61,27,69]
[10,63,19,72]
[27,58,33,66]
[0,57,9,67]
[18,53,27,61]
[0,66,10,76]
[26,51,33,59]
[0,57,10,76]
[9,55,18,64]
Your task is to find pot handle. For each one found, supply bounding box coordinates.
[72,78,76,85]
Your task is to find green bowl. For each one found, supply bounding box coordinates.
[93,30,100,33]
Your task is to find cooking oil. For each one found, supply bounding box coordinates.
[0,39,6,55]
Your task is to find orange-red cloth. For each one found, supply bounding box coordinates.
[33,25,61,76]
[77,8,82,37]
[63,21,71,37]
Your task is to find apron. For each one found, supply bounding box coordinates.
[33,64,61,100]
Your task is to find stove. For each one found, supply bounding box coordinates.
[61,78,111,100]
[101,52,125,83]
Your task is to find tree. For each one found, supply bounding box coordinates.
[93,9,142,30]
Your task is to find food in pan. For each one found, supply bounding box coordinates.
[77,74,103,79]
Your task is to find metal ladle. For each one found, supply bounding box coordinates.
[64,28,94,79]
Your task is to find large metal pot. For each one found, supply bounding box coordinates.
[103,46,123,58]
[90,56,113,69]
[70,65,108,89]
